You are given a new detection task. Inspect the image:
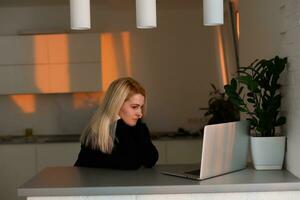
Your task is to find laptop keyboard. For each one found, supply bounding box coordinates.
[185,169,200,175]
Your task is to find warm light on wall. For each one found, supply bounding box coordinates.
[34,34,70,93]
[73,92,103,109]
[216,27,229,85]
[100,33,119,91]
[48,34,69,63]
[34,35,49,93]
[120,32,132,77]
[10,95,36,113]
[236,11,240,40]
[230,0,240,41]
[49,34,70,92]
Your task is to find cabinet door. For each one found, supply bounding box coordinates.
[48,63,102,93]
[48,34,100,64]
[0,34,102,94]
[166,139,202,164]
[0,144,36,200]
[0,36,48,65]
[36,143,80,172]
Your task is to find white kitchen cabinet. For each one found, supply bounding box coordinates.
[48,63,101,93]
[165,139,202,164]
[0,34,100,66]
[36,143,80,172]
[48,34,100,64]
[0,66,16,94]
[0,33,102,94]
[153,138,202,164]
[35,139,202,172]
[0,36,47,65]
[0,144,36,200]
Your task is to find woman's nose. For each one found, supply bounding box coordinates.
[137,110,143,118]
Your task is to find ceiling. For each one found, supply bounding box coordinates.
[0,0,68,6]
[0,0,202,9]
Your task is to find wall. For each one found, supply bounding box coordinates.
[279,0,300,178]
[0,2,219,135]
[239,0,300,178]
[239,0,281,67]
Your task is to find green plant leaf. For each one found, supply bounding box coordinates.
[276,116,286,126]
[227,56,287,136]
[247,98,255,103]
[238,76,259,92]
[231,78,237,91]
[239,107,247,112]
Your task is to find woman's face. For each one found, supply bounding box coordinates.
[119,93,145,126]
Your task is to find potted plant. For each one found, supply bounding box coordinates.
[224,56,287,170]
[200,83,240,125]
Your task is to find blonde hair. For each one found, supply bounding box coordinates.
[80,77,146,153]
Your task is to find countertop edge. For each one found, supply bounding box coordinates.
[18,182,300,197]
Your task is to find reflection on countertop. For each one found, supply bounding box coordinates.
[0,132,202,144]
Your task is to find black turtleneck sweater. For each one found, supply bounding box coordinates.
[74,119,159,170]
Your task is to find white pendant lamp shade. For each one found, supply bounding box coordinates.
[70,0,91,30]
[203,0,224,26]
[136,0,157,29]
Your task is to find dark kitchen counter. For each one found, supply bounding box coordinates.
[0,133,202,144]
[0,134,81,144]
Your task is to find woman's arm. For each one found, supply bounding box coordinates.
[134,123,159,168]
[74,145,141,170]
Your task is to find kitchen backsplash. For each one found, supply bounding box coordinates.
[0,92,102,136]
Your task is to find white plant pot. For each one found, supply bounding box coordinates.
[251,136,286,170]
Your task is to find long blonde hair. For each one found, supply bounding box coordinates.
[80,77,146,153]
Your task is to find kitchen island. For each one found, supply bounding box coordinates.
[18,164,300,200]
[1,136,203,200]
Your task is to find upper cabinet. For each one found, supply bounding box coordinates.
[0,33,102,94]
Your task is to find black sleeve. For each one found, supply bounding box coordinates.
[74,145,141,170]
[134,123,159,168]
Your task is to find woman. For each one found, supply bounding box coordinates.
[74,77,159,169]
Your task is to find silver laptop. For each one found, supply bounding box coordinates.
[161,120,250,180]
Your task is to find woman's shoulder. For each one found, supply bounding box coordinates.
[80,144,93,152]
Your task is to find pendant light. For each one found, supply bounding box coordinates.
[70,0,91,30]
[203,0,224,26]
[136,0,157,29]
